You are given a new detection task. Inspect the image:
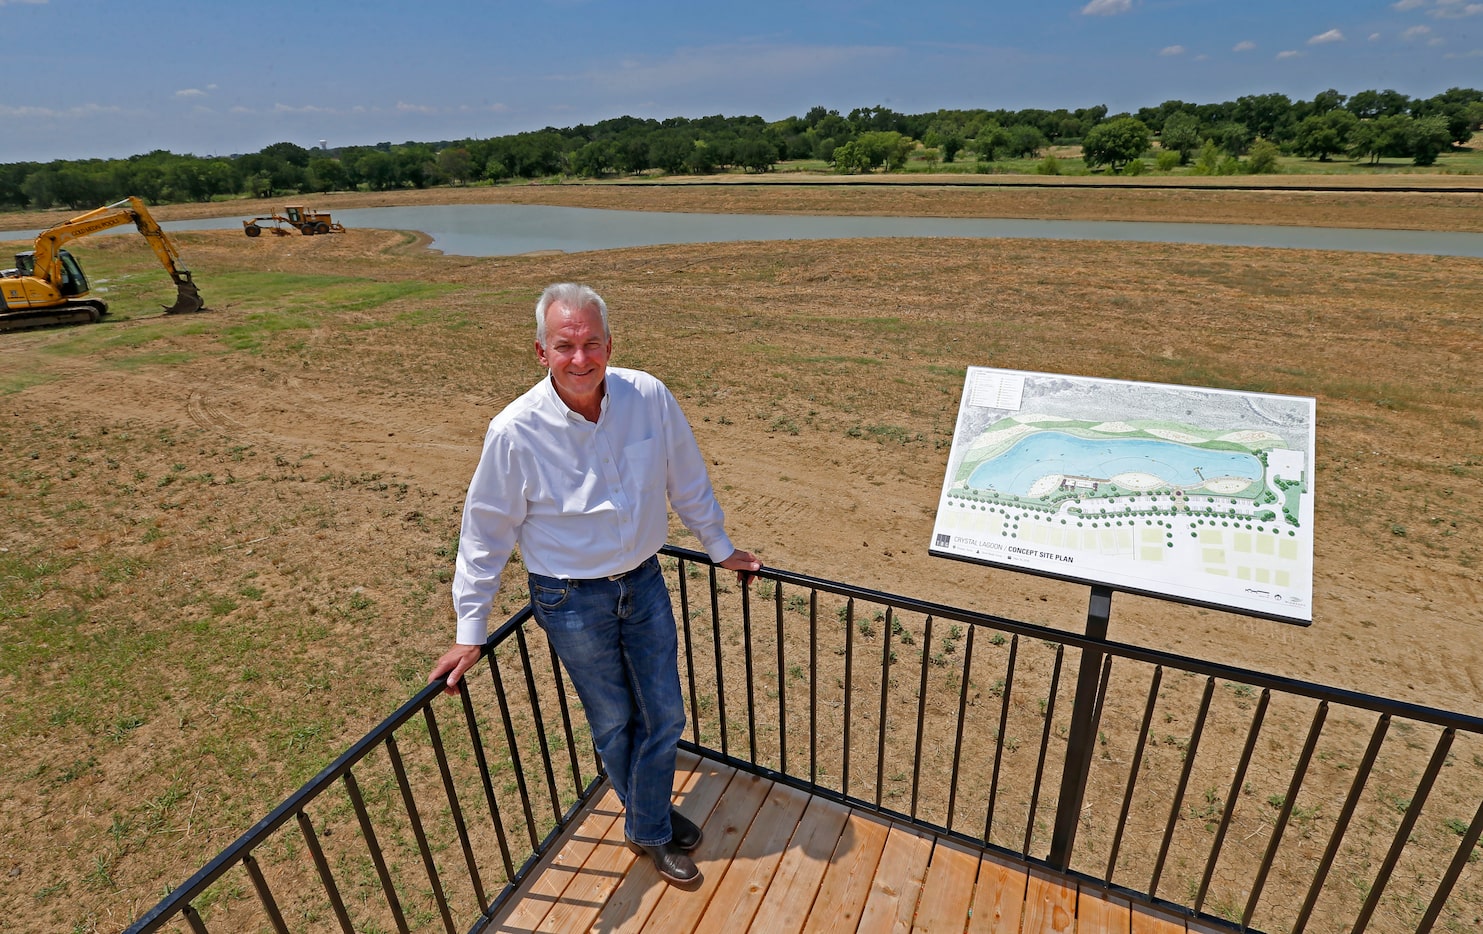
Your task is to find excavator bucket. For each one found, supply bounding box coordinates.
[164,271,207,315]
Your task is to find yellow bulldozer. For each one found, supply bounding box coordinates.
[242,205,347,237]
[1,196,207,331]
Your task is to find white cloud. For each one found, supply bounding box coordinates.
[1430,0,1483,16]
[1233,40,1256,52]
[1160,45,1185,56]
[0,0,49,6]
[396,102,439,114]
[1370,32,1383,40]
[1081,0,1132,15]
[1276,50,1302,59]
[0,102,120,117]
[1308,28,1345,44]
[175,88,208,98]
[1402,24,1433,37]
[1392,0,1425,8]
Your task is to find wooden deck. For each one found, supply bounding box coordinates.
[486,752,1216,934]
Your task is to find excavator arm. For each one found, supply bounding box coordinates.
[31,197,205,315]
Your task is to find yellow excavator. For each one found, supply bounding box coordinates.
[1,196,207,331]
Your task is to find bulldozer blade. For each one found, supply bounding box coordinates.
[163,276,207,315]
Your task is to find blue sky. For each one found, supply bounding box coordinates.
[2,0,1478,163]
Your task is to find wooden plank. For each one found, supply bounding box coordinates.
[748,796,853,933]
[853,825,932,934]
[1022,866,1077,934]
[691,781,813,932]
[911,838,982,933]
[1076,887,1132,934]
[575,759,711,933]
[800,810,891,934]
[641,767,776,933]
[485,785,624,933]
[1130,903,1188,933]
[966,851,1027,934]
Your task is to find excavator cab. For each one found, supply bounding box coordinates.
[12,250,90,296]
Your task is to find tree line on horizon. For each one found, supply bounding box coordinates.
[3,87,1480,212]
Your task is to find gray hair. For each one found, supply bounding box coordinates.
[535,283,610,345]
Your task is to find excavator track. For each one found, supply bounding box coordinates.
[0,302,105,333]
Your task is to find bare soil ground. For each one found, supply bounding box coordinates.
[2,182,1481,932]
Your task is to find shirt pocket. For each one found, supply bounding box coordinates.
[622,437,665,495]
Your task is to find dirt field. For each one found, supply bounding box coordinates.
[2,182,1481,932]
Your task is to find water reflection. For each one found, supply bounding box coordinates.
[5,203,1483,258]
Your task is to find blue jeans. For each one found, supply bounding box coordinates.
[528,555,684,846]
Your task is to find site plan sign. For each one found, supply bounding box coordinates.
[931,368,1316,623]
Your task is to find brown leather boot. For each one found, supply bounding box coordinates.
[625,837,701,885]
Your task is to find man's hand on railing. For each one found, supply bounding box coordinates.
[429,643,483,695]
[719,549,762,589]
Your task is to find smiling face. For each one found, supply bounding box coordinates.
[535,299,612,419]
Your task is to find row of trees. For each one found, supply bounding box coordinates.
[3,87,1479,211]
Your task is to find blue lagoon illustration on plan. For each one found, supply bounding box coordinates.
[931,368,1316,622]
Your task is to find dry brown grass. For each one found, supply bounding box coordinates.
[2,183,1480,932]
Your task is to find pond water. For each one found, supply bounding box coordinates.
[967,431,1264,496]
[6,202,1483,258]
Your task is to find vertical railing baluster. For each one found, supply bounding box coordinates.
[515,627,563,828]
[488,654,539,851]
[741,569,758,765]
[909,616,934,821]
[181,905,209,934]
[459,680,514,880]
[946,626,976,834]
[808,588,819,787]
[242,853,290,934]
[344,770,411,934]
[1149,676,1218,899]
[842,597,855,798]
[875,606,893,809]
[423,706,487,912]
[1024,644,1064,856]
[1419,793,1483,932]
[296,810,355,933]
[984,634,1019,845]
[1294,713,1390,932]
[1196,688,1270,915]
[1240,701,1330,927]
[775,576,788,777]
[543,640,583,795]
[679,559,700,745]
[1350,728,1456,934]
[709,564,729,759]
[1106,665,1162,884]
[385,734,455,933]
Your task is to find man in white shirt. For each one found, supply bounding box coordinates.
[429,282,760,886]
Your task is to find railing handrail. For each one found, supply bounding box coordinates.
[659,544,1483,735]
[127,549,1482,934]
[125,605,536,933]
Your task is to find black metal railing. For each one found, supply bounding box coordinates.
[129,546,1483,933]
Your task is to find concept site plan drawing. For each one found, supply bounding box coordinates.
[931,367,1317,623]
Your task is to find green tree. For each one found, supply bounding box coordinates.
[1005,125,1048,159]
[1407,114,1453,165]
[1245,139,1281,174]
[1081,117,1151,172]
[571,140,615,178]
[1159,112,1201,164]
[733,136,777,173]
[436,147,474,185]
[1293,110,1355,161]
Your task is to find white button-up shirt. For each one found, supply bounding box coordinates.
[452,367,736,644]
